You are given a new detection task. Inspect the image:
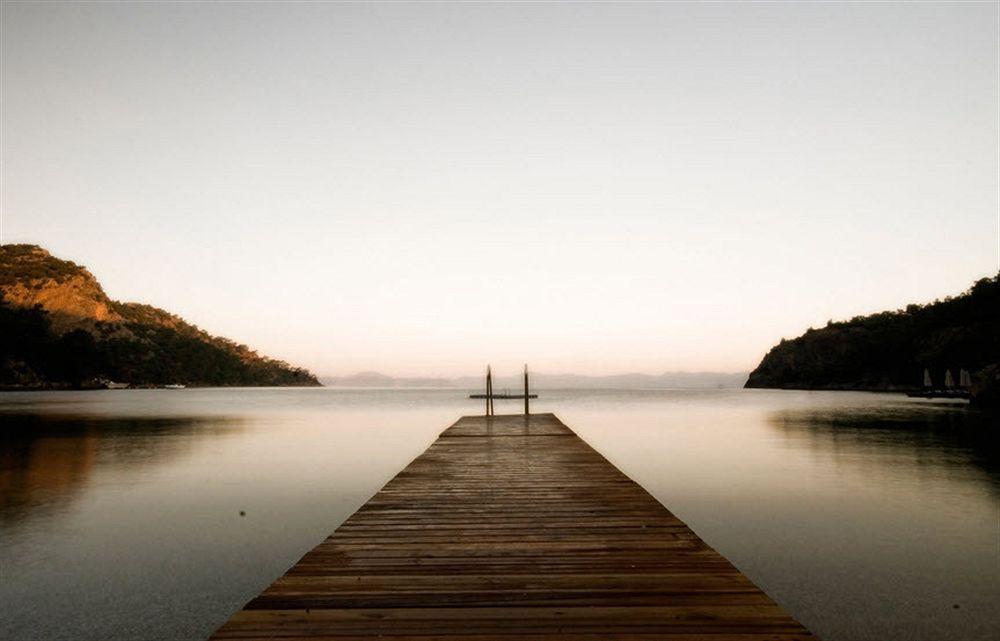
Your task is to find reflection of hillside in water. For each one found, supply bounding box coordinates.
[767,402,1000,489]
[0,414,244,524]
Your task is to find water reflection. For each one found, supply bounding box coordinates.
[0,393,455,641]
[768,402,1000,480]
[0,414,243,524]
[1,389,997,641]
[559,392,1000,641]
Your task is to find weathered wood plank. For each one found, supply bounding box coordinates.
[209,413,814,640]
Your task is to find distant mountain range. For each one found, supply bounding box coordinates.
[322,370,748,389]
[746,272,999,406]
[0,244,319,388]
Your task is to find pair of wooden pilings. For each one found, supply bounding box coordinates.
[484,364,530,417]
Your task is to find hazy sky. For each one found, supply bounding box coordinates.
[2,2,997,377]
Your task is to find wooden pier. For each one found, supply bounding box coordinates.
[210,413,814,640]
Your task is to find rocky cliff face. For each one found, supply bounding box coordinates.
[746,274,999,393]
[0,244,320,388]
[0,245,123,332]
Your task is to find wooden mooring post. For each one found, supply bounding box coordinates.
[524,363,530,415]
[485,365,494,417]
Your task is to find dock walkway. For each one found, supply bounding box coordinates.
[211,413,814,639]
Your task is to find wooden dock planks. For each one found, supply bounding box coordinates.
[210,413,814,640]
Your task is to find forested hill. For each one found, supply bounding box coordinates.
[745,274,999,394]
[0,244,320,388]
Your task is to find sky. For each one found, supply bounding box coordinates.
[1,2,997,377]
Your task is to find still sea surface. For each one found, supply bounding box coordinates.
[1,388,997,641]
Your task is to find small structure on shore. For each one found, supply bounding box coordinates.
[910,366,972,400]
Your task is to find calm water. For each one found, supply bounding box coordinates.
[1,388,997,641]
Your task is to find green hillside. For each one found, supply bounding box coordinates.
[746,274,999,398]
